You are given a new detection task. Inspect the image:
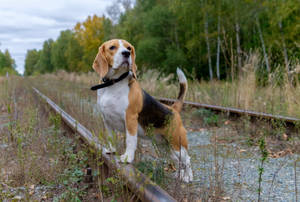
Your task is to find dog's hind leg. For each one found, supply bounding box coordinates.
[171,147,193,183]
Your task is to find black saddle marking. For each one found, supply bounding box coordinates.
[138,90,173,128]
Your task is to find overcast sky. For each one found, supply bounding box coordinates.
[0,0,113,74]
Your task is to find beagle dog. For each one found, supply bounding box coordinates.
[92,39,193,182]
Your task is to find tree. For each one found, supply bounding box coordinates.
[23,0,300,81]
[106,2,121,24]
[36,39,54,73]
[24,49,40,76]
[65,33,84,72]
[266,0,300,72]
[74,15,106,72]
[0,49,17,76]
[204,11,213,80]
[51,30,73,71]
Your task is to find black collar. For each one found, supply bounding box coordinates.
[90,71,130,91]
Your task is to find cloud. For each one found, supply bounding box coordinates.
[0,0,112,74]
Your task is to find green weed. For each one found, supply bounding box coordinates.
[193,109,220,126]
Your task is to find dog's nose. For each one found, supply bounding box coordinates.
[122,51,130,58]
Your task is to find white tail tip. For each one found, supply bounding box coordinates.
[177,68,187,83]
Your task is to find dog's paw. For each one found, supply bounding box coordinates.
[188,167,194,181]
[103,146,116,154]
[179,169,193,183]
[120,153,134,163]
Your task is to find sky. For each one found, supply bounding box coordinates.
[0,0,113,74]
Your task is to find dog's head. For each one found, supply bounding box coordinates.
[92,39,137,79]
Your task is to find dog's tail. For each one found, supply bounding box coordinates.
[172,68,188,112]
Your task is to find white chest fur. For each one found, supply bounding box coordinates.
[97,78,130,133]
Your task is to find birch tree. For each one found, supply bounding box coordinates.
[279,21,289,72]
[235,18,242,70]
[204,12,213,80]
[216,1,221,79]
[256,16,270,72]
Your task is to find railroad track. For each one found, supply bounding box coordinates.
[157,97,300,127]
[33,87,299,202]
[33,88,176,202]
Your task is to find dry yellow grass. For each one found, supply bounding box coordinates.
[138,54,300,118]
[26,66,300,201]
[26,53,300,118]
[0,78,103,201]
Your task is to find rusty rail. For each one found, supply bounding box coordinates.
[33,88,176,202]
[157,97,300,125]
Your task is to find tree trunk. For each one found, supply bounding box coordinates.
[204,13,213,80]
[216,13,221,80]
[235,20,242,70]
[256,16,270,72]
[230,38,235,81]
[279,21,289,72]
[174,23,180,50]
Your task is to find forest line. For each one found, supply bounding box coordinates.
[19,0,300,81]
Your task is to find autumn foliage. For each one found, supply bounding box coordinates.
[24,15,109,75]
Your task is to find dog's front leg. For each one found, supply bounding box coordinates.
[120,113,138,163]
[120,130,137,163]
[103,120,116,154]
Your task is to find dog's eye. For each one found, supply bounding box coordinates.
[109,46,116,50]
[127,47,131,51]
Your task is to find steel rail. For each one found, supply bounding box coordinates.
[157,97,300,125]
[33,88,176,202]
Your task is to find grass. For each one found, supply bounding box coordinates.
[0,77,88,201]
[34,53,300,119]
[0,77,136,201]
[1,53,299,201]
[137,54,300,118]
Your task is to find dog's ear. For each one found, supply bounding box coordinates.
[130,45,137,78]
[93,44,108,78]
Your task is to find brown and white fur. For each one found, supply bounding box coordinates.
[92,39,193,182]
